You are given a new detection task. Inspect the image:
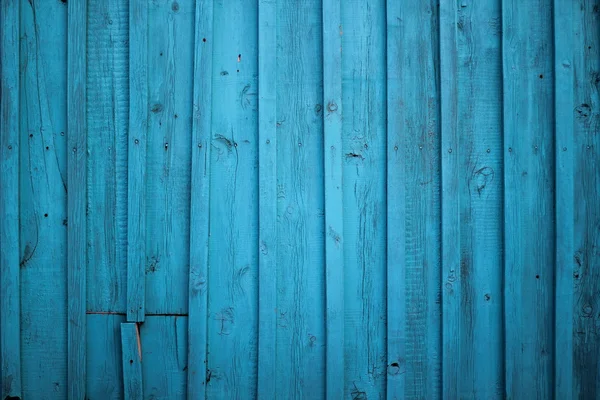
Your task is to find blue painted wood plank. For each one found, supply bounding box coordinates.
[19,1,69,398]
[322,0,344,398]
[67,0,88,397]
[390,2,442,398]
[121,323,143,400]
[187,0,213,396]
[0,1,22,398]
[87,314,126,400]
[127,0,148,322]
[572,1,600,397]
[206,0,259,398]
[141,316,187,400]
[502,0,555,397]
[443,1,505,398]
[438,1,460,397]
[87,0,129,313]
[341,1,387,398]
[553,0,574,397]
[145,0,194,315]
[386,1,407,398]
[276,1,326,396]
[257,0,277,398]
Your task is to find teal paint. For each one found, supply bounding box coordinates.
[67,0,88,397]
[0,1,21,398]
[121,323,143,399]
[0,0,599,399]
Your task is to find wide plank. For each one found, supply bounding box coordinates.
[502,0,555,397]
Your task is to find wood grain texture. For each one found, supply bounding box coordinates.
[572,0,600,397]
[145,0,194,315]
[141,316,188,400]
[276,0,326,397]
[439,1,460,397]
[554,0,574,396]
[387,2,442,399]
[502,0,555,397]
[187,0,213,397]
[442,1,505,398]
[19,1,69,398]
[257,0,277,398]
[322,0,344,398]
[121,323,143,400]
[67,0,88,397]
[341,1,387,398]
[127,0,148,322]
[206,1,259,398]
[87,314,126,400]
[0,1,22,398]
[87,0,129,313]
[386,1,407,398]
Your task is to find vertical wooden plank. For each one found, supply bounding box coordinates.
[145,0,194,315]
[439,1,460,398]
[87,0,129,313]
[127,0,148,322]
[322,0,344,398]
[442,1,505,398]
[553,0,574,397]
[257,0,277,398]
[502,0,555,397]
[572,0,600,397]
[341,1,388,398]
[141,316,187,399]
[121,323,143,400]
[67,0,87,397]
[276,0,326,397]
[386,1,406,398]
[387,2,442,399]
[187,0,213,396]
[206,1,259,397]
[19,1,69,397]
[87,314,126,400]
[0,1,21,398]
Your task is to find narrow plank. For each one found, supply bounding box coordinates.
[206,0,260,398]
[502,0,555,397]
[67,0,88,396]
[438,0,460,398]
[386,1,407,398]
[87,314,126,400]
[322,0,344,398]
[121,323,143,400]
[187,0,213,396]
[145,0,194,315]
[0,1,21,397]
[446,1,505,398]
[19,1,69,397]
[127,0,148,322]
[257,0,277,398]
[341,1,387,398]
[392,2,442,398]
[276,0,326,396]
[572,0,600,397]
[140,316,188,399]
[87,0,129,313]
[553,0,574,397]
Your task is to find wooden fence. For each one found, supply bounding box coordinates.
[0,0,599,398]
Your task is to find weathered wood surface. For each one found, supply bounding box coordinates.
[0,1,598,398]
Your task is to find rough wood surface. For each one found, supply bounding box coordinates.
[275,1,326,397]
[19,1,69,398]
[0,1,22,398]
[503,0,555,397]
